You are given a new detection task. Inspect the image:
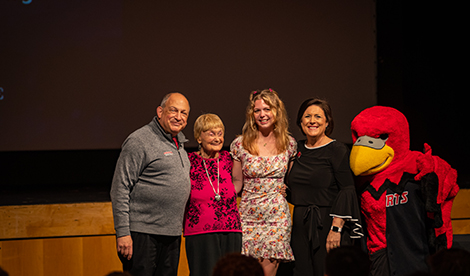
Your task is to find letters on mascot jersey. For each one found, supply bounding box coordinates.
[349,106,459,276]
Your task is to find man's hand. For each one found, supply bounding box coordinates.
[117,235,133,260]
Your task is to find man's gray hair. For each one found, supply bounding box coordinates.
[160,92,188,108]
[160,93,173,108]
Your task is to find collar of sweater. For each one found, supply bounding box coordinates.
[150,116,189,146]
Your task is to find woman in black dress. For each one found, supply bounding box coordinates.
[286,98,363,276]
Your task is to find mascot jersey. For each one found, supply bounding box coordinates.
[349,106,459,276]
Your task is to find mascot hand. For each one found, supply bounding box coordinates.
[415,143,434,181]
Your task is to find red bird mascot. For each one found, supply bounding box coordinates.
[350,106,459,276]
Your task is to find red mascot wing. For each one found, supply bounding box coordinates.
[420,144,459,249]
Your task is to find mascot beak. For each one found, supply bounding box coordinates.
[350,135,394,176]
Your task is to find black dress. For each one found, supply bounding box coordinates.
[286,140,362,276]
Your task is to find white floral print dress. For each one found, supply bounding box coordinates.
[230,136,296,261]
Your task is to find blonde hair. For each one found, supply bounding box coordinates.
[241,89,290,155]
[194,113,225,142]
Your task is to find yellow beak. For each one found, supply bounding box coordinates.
[350,140,394,176]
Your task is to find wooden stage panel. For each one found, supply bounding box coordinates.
[0,239,44,275]
[43,237,84,275]
[0,202,115,240]
[82,236,123,275]
[0,189,468,276]
[0,202,189,276]
[0,236,123,276]
[0,236,190,276]
[451,189,470,235]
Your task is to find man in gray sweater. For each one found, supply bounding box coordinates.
[110,92,191,276]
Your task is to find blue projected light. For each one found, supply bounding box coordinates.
[23,0,32,4]
[0,87,4,100]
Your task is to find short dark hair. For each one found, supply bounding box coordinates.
[325,246,370,276]
[0,266,8,276]
[212,253,264,276]
[429,248,470,276]
[105,271,133,276]
[296,98,334,136]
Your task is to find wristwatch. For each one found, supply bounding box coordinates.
[331,226,342,233]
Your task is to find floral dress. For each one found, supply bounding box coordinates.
[230,136,296,261]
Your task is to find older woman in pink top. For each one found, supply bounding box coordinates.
[183,113,242,276]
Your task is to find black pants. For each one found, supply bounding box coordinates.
[119,232,181,276]
[185,232,242,276]
[369,248,390,276]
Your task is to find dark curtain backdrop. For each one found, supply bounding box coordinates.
[0,0,377,152]
[377,0,468,186]
[1,0,467,204]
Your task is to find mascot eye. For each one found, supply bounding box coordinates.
[353,135,388,149]
[379,134,389,141]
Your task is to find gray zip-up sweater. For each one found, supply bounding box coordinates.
[110,116,191,237]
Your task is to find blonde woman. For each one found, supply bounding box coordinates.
[230,89,296,276]
[183,114,242,276]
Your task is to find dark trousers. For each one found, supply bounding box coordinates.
[119,232,181,276]
[369,248,390,276]
[185,232,242,276]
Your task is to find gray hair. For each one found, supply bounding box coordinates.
[159,92,189,109]
[160,93,173,108]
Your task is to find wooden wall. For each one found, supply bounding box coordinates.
[1,190,469,276]
[451,189,470,235]
[0,236,120,276]
[0,202,189,276]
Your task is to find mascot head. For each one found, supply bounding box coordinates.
[350,106,410,176]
